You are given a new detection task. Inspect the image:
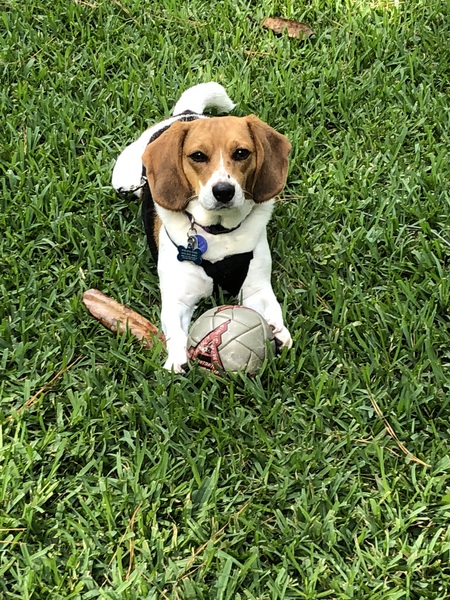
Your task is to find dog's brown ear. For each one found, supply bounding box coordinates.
[141,121,192,211]
[245,115,291,203]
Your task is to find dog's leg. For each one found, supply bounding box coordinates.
[240,234,292,349]
[158,253,213,373]
[111,130,151,195]
[160,300,196,373]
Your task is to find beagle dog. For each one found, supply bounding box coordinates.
[112,82,292,372]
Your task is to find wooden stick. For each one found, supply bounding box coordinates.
[82,289,165,347]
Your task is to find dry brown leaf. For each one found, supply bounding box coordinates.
[262,17,314,39]
[83,288,165,347]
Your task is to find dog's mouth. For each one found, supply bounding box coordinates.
[213,201,236,211]
[186,197,254,231]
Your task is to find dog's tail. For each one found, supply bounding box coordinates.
[173,82,235,116]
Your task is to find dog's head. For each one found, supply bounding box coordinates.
[142,115,291,214]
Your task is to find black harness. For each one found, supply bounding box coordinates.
[141,112,253,297]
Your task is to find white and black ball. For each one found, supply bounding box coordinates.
[187,305,275,375]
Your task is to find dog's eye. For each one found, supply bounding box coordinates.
[189,151,208,163]
[232,148,251,161]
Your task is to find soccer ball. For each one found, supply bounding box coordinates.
[187,305,275,375]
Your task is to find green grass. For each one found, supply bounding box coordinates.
[1,0,450,597]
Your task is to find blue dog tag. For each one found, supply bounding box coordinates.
[176,232,208,266]
[176,234,205,265]
[177,245,203,265]
[195,235,208,254]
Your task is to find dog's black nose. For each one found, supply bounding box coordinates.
[212,182,235,203]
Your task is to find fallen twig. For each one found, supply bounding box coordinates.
[8,356,83,421]
[369,393,431,467]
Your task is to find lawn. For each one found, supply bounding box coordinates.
[1,0,450,598]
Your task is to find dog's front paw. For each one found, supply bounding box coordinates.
[163,348,189,373]
[270,324,292,350]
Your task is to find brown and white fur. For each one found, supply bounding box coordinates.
[112,83,292,372]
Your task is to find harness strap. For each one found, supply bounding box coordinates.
[201,252,254,297]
